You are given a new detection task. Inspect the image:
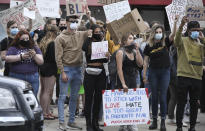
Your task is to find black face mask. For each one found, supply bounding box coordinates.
[19,40,30,48]
[59,26,67,31]
[124,44,136,53]
[92,33,102,41]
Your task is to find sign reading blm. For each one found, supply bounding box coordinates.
[66,0,88,16]
[103,88,150,126]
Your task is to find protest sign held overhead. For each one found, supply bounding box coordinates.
[36,0,60,18]
[66,0,88,16]
[98,0,124,5]
[103,0,131,23]
[91,41,108,60]
[24,7,35,20]
[103,88,150,126]
[10,0,23,8]
[186,7,205,21]
[107,9,147,44]
[0,0,45,40]
[165,0,204,32]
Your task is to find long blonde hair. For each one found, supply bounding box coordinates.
[40,25,58,56]
[148,24,166,47]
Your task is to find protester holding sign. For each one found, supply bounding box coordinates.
[115,33,143,131]
[0,20,19,76]
[174,16,205,131]
[55,15,92,131]
[5,30,43,96]
[82,24,108,131]
[143,24,173,131]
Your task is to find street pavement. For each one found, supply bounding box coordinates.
[44,105,205,131]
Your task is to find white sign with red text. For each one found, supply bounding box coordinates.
[103,88,150,126]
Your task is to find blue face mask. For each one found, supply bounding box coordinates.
[154,33,163,40]
[190,31,199,39]
[10,28,19,36]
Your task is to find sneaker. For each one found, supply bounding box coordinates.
[127,125,138,131]
[67,122,82,130]
[119,125,128,131]
[182,122,188,127]
[59,122,66,131]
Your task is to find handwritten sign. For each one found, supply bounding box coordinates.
[0,0,45,41]
[24,7,35,20]
[91,41,108,60]
[103,88,150,126]
[98,0,124,5]
[107,9,147,44]
[103,0,131,23]
[165,0,204,32]
[186,7,205,21]
[36,0,60,18]
[66,0,88,16]
[10,0,23,8]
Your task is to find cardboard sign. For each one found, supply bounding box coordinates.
[36,0,60,18]
[0,0,45,41]
[103,0,131,22]
[10,0,23,8]
[98,0,124,5]
[165,0,204,32]
[66,0,88,16]
[91,41,108,60]
[103,88,150,126]
[107,9,147,44]
[186,7,205,21]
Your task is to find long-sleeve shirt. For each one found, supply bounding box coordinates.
[174,28,205,80]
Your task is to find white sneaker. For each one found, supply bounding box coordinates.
[59,122,66,131]
[182,122,188,127]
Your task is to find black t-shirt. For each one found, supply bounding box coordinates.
[0,37,13,76]
[82,38,108,63]
[39,42,57,77]
[143,37,172,68]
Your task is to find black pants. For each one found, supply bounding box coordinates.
[83,68,106,123]
[201,71,205,112]
[176,76,201,128]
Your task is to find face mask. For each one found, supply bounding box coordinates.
[154,33,163,40]
[19,40,30,48]
[70,23,78,30]
[124,43,136,53]
[190,31,199,39]
[10,28,19,36]
[59,26,67,31]
[92,33,102,41]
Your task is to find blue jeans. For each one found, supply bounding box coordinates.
[58,66,82,123]
[148,67,170,119]
[10,72,39,96]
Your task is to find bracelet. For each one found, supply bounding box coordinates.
[20,54,23,61]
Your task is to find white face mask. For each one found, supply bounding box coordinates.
[154,33,163,40]
[70,23,78,30]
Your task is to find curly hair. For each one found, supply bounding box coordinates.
[10,30,35,48]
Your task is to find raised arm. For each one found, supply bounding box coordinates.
[169,15,179,42]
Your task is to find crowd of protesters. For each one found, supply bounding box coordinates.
[0,8,205,131]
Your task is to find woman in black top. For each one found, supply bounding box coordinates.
[143,25,172,131]
[39,25,58,120]
[116,33,143,131]
[0,20,19,76]
[82,24,108,131]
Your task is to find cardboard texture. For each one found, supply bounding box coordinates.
[107,9,147,44]
[66,0,88,16]
[186,7,205,21]
[98,0,124,5]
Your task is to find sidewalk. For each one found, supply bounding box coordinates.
[44,106,205,131]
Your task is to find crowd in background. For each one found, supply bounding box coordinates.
[0,9,205,131]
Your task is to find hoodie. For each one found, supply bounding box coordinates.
[55,30,88,72]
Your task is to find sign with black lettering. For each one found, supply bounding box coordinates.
[186,7,205,21]
[107,9,147,44]
[103,88,150,126]
[66,0,88,16]
[10,0,23,8]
